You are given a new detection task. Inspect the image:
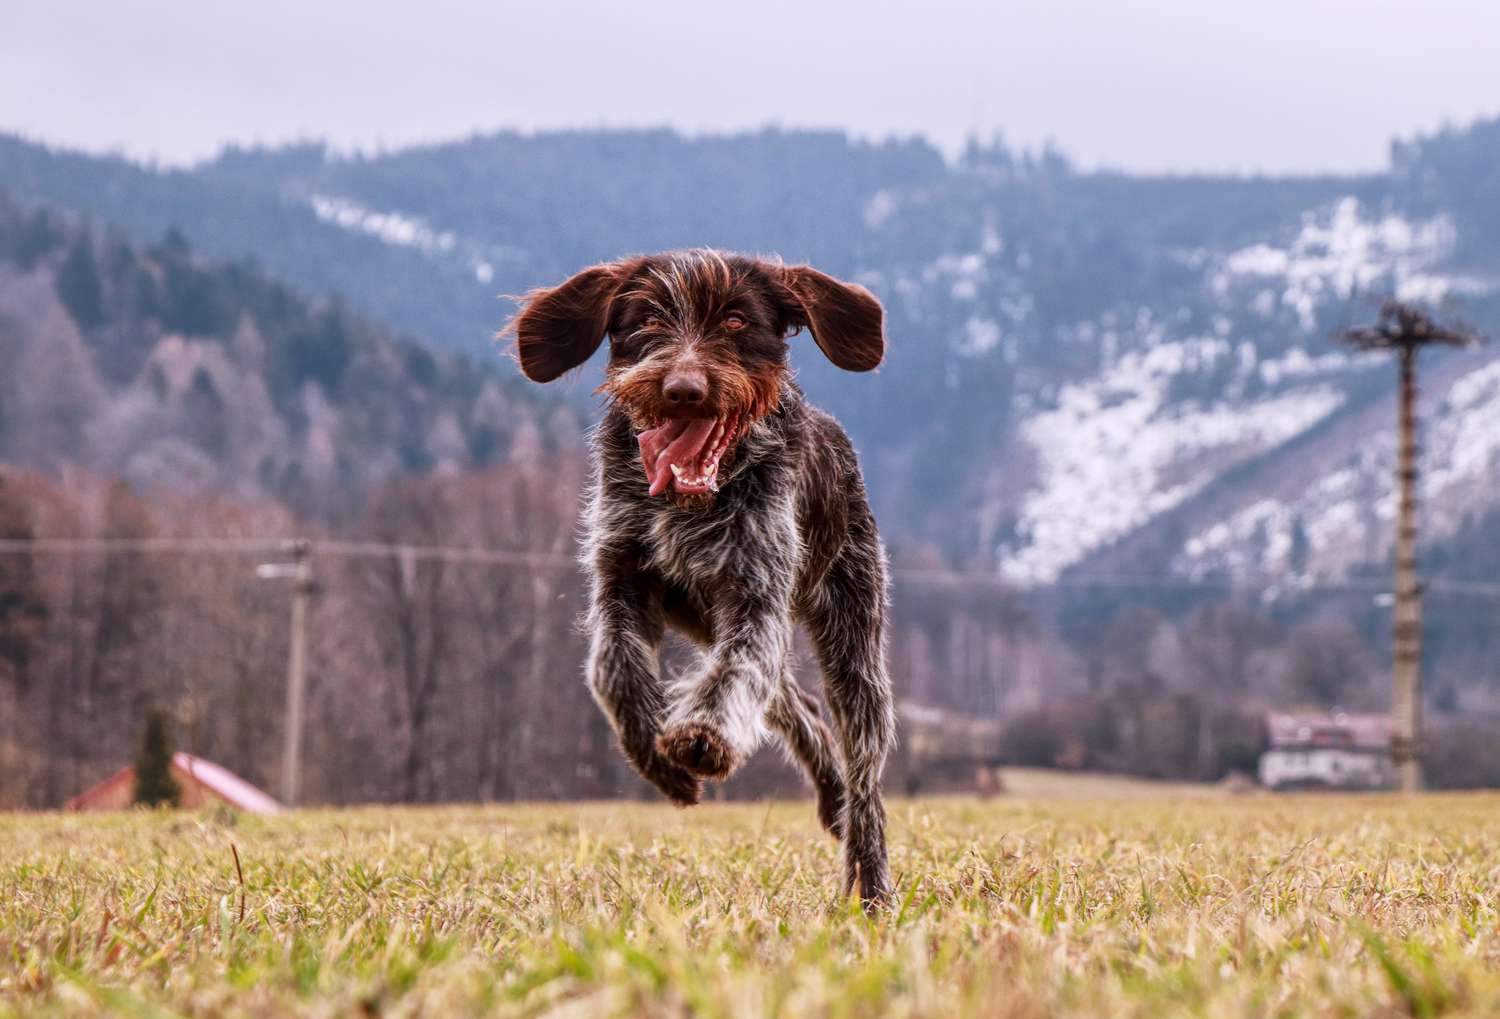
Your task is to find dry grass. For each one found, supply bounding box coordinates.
[4,778,1500,1017]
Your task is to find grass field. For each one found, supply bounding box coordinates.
[5,773,1500,1017]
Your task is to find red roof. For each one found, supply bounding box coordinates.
[65,753,282,814]
[171,753,283,814]
[1265,712,1392,751]
[63,763,136,809]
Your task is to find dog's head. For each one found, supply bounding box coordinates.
[506,250,884,508]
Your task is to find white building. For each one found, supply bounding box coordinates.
[1259,712,1394,791]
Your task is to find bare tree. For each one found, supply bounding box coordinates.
[0,472,46,803]
[1178,603,1276,780]
[0,474,45,692]
[1337,301,1483,791]
[1283,621,1377,710]
[362,482,455,803]
[444,465,584,799]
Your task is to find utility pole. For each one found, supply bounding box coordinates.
[257,539,315,807]
[1337,301,1482,792]
[1389,343,1424,792]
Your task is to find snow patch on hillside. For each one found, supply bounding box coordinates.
[311,195,457,255]
[1176,455,1389,585]
[1212,198,1486,330]
[999,340,1345,584]
[960,316,1003,355]
[924,252,988,301]
[1176,357,1500,583]
[1425,360,1500,496]
[310,195,498,285]
[863,189,899,229]
[1256,348,1357,386]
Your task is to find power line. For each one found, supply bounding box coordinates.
[0,535,1498,597]
[314,539,576,570]
[0,537,282,555]
[0,536,576,569]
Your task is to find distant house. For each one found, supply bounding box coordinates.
[1259,713,1394,791]
[891,702,1006,796]
[66,753,283,814]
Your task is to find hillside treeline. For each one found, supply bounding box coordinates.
[5,458,1497,809]
[0,199,566,512]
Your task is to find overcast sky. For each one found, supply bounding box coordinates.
[4,0,1499,174]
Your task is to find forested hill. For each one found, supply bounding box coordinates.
[3,122,1500,581]
[0,198,570,510]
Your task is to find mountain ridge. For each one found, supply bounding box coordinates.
[2,122,1497,584]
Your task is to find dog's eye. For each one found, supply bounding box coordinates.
[638,315,661,332]
[723,313,747,331]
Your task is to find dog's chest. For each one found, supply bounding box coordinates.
[641,498,746,587]
[590,424,801,592]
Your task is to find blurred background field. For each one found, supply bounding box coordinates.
[6,781,1500,1017]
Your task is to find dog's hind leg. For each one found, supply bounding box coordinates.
[803,515,896,908]
[767,671,847,838]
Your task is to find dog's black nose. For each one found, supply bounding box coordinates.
[663,371,708,406]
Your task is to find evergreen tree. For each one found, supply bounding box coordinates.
[133,709,181,807]
[12,209,62,271]
[1288,514,1311,576]
[0,473,46,691]
[183,367,229,455]
[56,237,106,329]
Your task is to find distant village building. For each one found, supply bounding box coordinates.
[1259,713,1394,791]
[891,702,1006,796]
[66,753,283,814]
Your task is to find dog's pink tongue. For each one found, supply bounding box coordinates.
[637,420,683,480]
[637,418,715,497]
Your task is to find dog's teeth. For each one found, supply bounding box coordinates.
[670,463,684,479]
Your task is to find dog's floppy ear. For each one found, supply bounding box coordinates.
[506,260,635,382]
[779,265,886,372]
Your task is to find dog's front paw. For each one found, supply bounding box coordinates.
[657,723,738,779]
[645,757,705,806]
[623,738,704,806]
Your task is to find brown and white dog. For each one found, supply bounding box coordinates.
[508,250,896,905]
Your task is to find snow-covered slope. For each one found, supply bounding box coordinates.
[1176,354,1500,585]
[937,196,1499,586]
[1001,341,1345,583]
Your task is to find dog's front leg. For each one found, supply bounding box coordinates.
[586,550,703,806]
[656,523,796,780]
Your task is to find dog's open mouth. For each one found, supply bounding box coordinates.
[637,416,741,497]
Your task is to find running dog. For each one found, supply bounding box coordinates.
[507,250,896,904]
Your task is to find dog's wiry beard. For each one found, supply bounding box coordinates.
[598,357,783,509]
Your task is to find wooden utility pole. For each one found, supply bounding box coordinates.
[1337,301,1481,791]
[258,540,315,807]
[1390,345,1424,792]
